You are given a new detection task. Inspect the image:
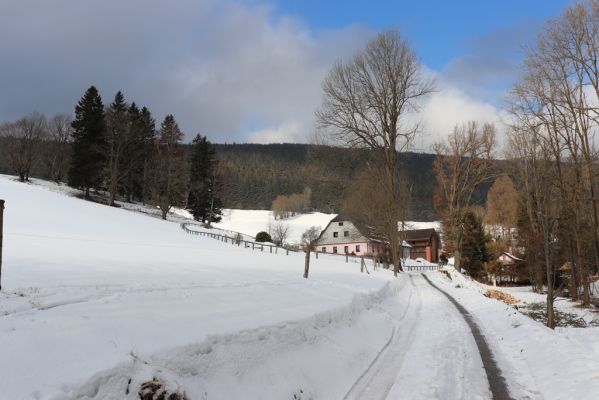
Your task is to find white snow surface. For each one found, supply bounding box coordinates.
[427,268,599,400]
[0,176,394,399]
[2,175,598,399]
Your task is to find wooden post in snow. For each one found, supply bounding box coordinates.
[0,200,4,291]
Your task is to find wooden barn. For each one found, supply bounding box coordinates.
[402,228,441,263]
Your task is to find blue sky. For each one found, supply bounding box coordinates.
[270,0,571,68]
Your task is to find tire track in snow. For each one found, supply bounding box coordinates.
[343,275,423,400]
[421,273,514,400]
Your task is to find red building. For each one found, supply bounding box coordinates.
[402,229,440,262]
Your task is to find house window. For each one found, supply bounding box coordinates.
[321,247,326,253]
[356,245,361,253]
[344,245,349,254]
[333,232,338,238]
[338,222,344,226]
[344,231,349,237]
[333,246,337,254]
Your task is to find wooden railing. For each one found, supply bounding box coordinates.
[403,264,440,271]
[180,223,298,255]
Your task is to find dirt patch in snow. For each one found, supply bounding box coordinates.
[138,378,188,400]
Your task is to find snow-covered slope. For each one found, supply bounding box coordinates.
[0,176,393,399]
[213,209,336,243]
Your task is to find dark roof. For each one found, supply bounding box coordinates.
[403,228,438,240]
[331,214,351,222]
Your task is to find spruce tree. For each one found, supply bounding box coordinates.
[147,115,188,219]
[139,106,156,203]
[105,91,129,206]
[461,210,490,279]
[68,86,107,198]
[187,134,222,223]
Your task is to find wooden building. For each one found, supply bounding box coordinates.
[402,228,440,263]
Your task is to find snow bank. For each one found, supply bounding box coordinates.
[63,280,403,399]
[427,269,599,399]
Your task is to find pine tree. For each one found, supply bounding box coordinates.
[105,91,129,206]
[147,115,188,220]
[461,210,490,279]
[139,106,156,203]
[119,102,141,202]
[68,86,107,198]
[187,134,222,223]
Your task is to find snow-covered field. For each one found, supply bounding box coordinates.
[0,176,395,399]
[2,174,599,399]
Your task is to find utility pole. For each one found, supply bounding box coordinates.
[0,200,4,291]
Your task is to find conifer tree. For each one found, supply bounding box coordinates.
[138,106,156,202]
[68,86,107,198]
[105,91,129,206]
[460,210,490,279]
[119,102,141,202]
[187,134,222,223]
[147,115,188,219]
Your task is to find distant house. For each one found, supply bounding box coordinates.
[402,228,441,263]
[316,215,411,259]
[492,252,528,283]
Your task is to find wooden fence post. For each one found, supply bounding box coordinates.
[345,254,348,263]
[0,200,4,291]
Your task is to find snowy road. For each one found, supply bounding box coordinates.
[345,273,493,400]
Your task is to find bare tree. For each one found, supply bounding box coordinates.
[270,221,291,247]
[343,161,411,265]
[44,113,72,183]
[316,28,434,276]
[0,112,46,182]
[301,226,321,279]
[433,121,496,272]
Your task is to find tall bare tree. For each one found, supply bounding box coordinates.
[0,112,46,182]
[44,113,72,183]
[316,28,434,276]
[433,121,496,272]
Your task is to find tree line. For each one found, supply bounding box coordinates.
[0,86,222,223]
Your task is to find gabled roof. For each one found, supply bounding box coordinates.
[403,228,438,241]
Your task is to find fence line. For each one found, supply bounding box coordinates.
[180,223,298,255]
[180,223,440,272]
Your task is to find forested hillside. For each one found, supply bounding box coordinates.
[215,143,493,220]
[0,138,492,221]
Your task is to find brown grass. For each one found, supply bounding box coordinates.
[484,289,518,305]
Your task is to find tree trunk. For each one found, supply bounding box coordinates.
[0,200,4,291]
[303,249,310,279]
